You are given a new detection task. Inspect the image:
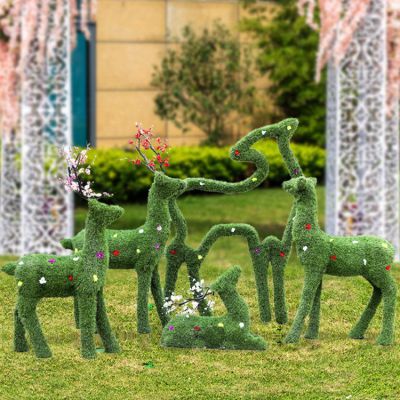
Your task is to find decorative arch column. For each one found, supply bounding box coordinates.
[325,0,399,255]
[20,0,74,254]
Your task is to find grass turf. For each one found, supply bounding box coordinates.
[1,187,400,399]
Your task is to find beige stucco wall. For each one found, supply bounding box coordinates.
[96,0,272,148]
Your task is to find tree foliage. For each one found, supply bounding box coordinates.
[152,23,256,146]
[241,0,326,146]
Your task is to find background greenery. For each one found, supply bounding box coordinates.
[152,23,256,146]
[1,188,399,399]
[82,141,325,202]
[241,0,326,147]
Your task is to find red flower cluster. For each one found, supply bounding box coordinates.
[128,123,170,172]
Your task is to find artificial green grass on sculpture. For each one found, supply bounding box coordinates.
[2,200,124,358]
[62,172,187,334]
[165,118,303,324]
[62,118,302,329]
[282,176,397,345]
[161,266,267,350]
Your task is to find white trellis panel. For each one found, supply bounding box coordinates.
[0,131,21,254]
[326,0,400,256]
[20,0,73,254]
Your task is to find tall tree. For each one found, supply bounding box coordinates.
[152,23,255,146]
[241,0,326,146]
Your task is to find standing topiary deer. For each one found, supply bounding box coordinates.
[2,147,124,358]
[62,126,187,333]
[282,176,397,345]
[161,266,267,350]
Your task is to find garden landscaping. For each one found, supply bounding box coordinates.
[1,187,399,400]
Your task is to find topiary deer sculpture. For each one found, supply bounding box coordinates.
[2,198,124,359]
[282,176,397,345]
[161,266,267,350]
[62,127,187,334]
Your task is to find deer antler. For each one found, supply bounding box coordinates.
[128,123,170,173]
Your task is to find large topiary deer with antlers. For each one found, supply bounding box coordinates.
[62,125,186,334]
[2,147,124,358]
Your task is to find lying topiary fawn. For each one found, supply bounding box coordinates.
[2,199,124,358]
[62,127,186,333]
[161,266,267,350]
[283,176,397,345]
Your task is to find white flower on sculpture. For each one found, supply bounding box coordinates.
[163,279,214,316]
[39,277,47,285]
[239,322,245,329]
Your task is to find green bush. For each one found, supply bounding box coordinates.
[84,142,325,203]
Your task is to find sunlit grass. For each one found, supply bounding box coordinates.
[1,187,399,399]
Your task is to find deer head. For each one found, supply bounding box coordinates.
[282,176,317,197]
[87,199,124,227]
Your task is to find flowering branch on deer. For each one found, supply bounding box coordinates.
[60,146,112,200]
[127,123,170,173]
[163,279,215,317]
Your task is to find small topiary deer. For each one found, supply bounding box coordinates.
[161,266,267,350]
[282,176,397,345]
[2,146,125,358]
[2,199,124,359]
[62,126,187,333]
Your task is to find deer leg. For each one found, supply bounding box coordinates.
[164,255,183,300]
[271,258,287,324]
[284,270,323,344]
[74,296,80,329]
[14,306,29,352]
[376,275,397,346]
[151,267,169,326]
[78,294,97,359]
[17,296,52,358]
[137,270,152,333]
[349,285,381,340]
[253,257,271,323]
[96,290,120,353]
[304,280,322,339]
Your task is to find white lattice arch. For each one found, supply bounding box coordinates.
[0,0,74,255]
[326,0,400,256]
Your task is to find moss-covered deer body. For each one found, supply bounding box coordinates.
[161,266,267,350]
[283,177,397,345]
[165,118,302,324]
[62,172,186,333]
[2,200,124,358]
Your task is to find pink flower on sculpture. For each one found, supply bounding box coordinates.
[96,251,105,260]
[48,258,56,264]
[168,325,175,331]
[155,243,161,250]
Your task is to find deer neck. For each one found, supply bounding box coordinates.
[218,287,250,324]
[144,185,171,240]
[293,193,320,238]
[82,211,110,272]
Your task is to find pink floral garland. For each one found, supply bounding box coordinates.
[298,0,400,110]
[0,0,97,133]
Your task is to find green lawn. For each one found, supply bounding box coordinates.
[1,187,400,400]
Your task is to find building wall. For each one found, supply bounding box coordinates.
[96,0,272,148]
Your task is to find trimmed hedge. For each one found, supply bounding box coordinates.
[85,141,325,202]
